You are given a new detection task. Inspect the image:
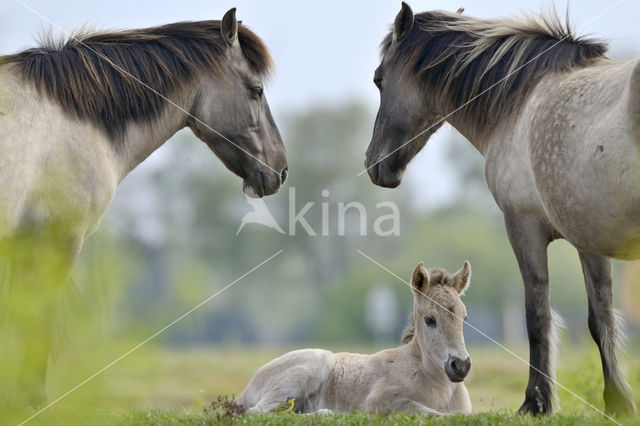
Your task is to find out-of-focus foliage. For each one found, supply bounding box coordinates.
[3,96,638,425]
[20,342,640,419]
[5,99,632,420]
[72,100,636,351]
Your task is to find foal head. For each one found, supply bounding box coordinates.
[188,8,287,198]
[410,261,472,382]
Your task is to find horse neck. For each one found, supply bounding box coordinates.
[442,109,489,156]
[430,82,493,156]
[407,336,451,386]
[116,86,195,181]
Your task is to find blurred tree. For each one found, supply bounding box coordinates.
[77,99,616,348]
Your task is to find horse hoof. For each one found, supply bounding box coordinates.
[517,397,552,416]
[604,389,637,418]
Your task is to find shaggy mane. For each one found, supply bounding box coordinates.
[381,9,607,137]
[400,267,457,345]
[2,21,273,146]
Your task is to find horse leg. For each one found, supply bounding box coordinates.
[364,390,442,415]
[579,252,636,417]
[247,394,297,414]
[504,215,555,415]
[8,233,80,408]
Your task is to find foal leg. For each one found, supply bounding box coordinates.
[364,391,441,415]
[505,215,556,415]
[579,252,636,417]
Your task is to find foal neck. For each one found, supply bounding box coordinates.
[406,335,450,384]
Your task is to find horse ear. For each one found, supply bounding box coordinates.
[452,260,471,295]
[400,313,415,344]
[394,2,414,43]
[221,7,239,47]
[411,262,430,294]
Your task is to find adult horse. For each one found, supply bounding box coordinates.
[0,8,287,406]
[365,2,638,417]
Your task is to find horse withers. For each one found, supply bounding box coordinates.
[0,8,286,407]
[238,261,473,415]
[365,2,638,416]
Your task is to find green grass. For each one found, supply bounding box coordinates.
[25,409,631,426]
[118,411,619,426]
[13,342,640,425]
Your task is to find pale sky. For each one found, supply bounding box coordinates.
[2,0,640,206]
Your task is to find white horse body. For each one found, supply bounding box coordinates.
[239,345,470,415]
[0,64,183,246]
[483,58,640,259]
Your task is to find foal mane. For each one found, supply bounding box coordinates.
[381,10,607,138]
[3,21,273,146]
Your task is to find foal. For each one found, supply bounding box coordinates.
[238,261,473,415]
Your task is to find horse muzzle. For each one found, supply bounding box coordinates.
[445,355,471,382]
[242,167,287,198]
[365,159,404,188]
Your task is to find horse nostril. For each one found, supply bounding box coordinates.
[447,356,470,381]
[280,168,288,184]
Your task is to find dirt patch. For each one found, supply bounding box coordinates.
[204,394,246,421]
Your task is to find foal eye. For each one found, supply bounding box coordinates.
[249,86,263,99]
[424,316,436,327]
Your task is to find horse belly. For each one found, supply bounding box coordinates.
[531,111,640,258]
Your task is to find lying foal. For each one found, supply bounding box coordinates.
[238,261,473,415]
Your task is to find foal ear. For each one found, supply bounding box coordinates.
[411,262,430,294]
[393,2,414,43]
[452,260,471,295]
[221,7,239,47]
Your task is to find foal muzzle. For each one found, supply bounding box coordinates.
[445,355,471,382]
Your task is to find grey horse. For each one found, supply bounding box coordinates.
[0,8,287,407]
[365,2,638,417]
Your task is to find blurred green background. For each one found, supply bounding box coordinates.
[22,99,637,425]
[2,0,640,423]
[77,99,640,350]
[43,100,640,417]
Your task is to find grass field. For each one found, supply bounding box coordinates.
[17,342,640,425]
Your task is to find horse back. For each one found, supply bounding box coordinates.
[0,65,118,241]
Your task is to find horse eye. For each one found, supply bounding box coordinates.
[249,86,263,99]
[424,316,436,327]
[374,78,383,90]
